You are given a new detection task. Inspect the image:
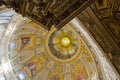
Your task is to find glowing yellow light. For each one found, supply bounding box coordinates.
[61,37,70,47]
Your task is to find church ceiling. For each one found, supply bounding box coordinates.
[0,9,119,80]
[0,0,120,79]
[77,0,120,75]
[7,19,99,80]
[91,0,120,48]
[0,0,95,30]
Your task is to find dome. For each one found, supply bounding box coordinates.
[0,9,119,80]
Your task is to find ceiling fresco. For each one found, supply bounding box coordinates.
[0,2,120,79]
[7,19,99,80]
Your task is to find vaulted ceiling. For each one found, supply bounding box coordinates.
[0,0,120,80]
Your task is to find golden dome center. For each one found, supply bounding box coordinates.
[61,37,70,47]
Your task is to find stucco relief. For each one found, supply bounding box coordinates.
[102,20,120,47]
[78,12,111,52]
[89,0,120,74]
[0,0,95,30]
[89,25,111,51]
[91,0,120,47]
